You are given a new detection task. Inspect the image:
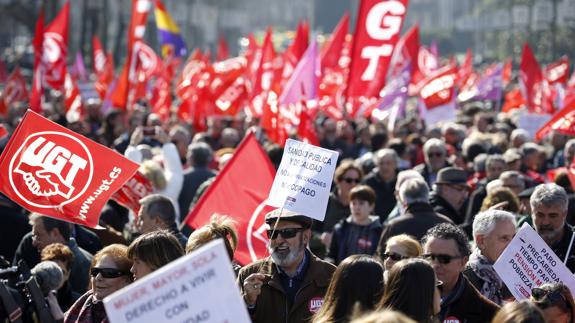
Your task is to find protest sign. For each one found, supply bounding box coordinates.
[493,223,575,300]
[517,112,551,139]
[267,139,339,221]
[104,239,251,323]
[0,110,139,228]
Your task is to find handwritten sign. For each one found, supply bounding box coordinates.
[104,239,250,323]
[267,139,339,221]
[493,223,575,300]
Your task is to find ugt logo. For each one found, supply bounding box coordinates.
[9,132,93,208]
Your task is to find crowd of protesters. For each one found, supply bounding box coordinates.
[1,64,575,323]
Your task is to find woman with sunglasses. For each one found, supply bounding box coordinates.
[313,255,385,323]
[376,258,441,323]
[64,244,133,323]
[380,234,422,282]
[312,160,364,258]
[530,283,575,323]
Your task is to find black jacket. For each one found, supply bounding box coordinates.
[178,167,216,221]
[430,192,465,225]
[362,171,397,222]
[549,224,575,273]
[439,274,500,323]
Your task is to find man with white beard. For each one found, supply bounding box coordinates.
[238,209,336,323]
[530,183,575,272]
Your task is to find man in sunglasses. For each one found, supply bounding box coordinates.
[422,223,499,322]
[430,167,470,225]
[530,184,575,272]
[414,138,449,187]
[237,209,336,323]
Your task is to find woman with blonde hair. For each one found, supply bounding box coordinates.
[380,234,422,280]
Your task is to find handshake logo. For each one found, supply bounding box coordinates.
[9,132,93,208]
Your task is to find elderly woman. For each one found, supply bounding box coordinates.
[463,210,516,305]
[128,230,184,280]
[64,244,133,323]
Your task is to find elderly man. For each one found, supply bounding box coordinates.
[463,210,516,305]
[530,183,575,272]
[137,194,188,248]
[362,148,398,221]
[414,138,450,187]
[430,167,470,225]
[422,223,499,322]
[378,178,452,255]
[238,209,335,322]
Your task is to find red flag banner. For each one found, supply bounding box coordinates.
[0,125,7,140]
[92,35,107,76]
[535,101,575,140]
[420,65,458,109]
[112,171,153,215]
[63,73,83,123]
[0,67,29,116]
[183,132,276,265]
[41,1,69,90]
[0,110,139,228]
[347,0,409,99]
[321,12,349,72]
[545,56,570,86]
[519,43,554,114]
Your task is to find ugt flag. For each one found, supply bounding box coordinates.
[0,110,139,228]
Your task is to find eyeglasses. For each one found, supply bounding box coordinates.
[266,227,305,240]
[90,267,130,279]
[532,287,571,310]
[422,253,463,265]
[427,152,444,158]
[382,252,407,261]
[342,177,361,184]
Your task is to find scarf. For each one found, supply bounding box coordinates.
[467,249,503,305]
[64,291,109,323]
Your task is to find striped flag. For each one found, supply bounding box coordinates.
[154,0,187,58]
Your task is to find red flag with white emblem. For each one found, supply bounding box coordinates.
[545,57,570,86]
[535,101,575,140]
[0,67,29,116]
[63,72,84,123]
[519,43,554,114]
[41,1,69,91]
[0,110,139,228]
[183,132,276,265]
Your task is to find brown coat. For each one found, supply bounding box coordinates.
[440,274,500,323]
[237,252,336,323]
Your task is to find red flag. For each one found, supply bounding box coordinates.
[150,74,172,122]
[520,43,554,114]
[347,0,409,100]
[216,35,230,62]
[252,28,276,99]
[41,1,69,90]
[183,132,276,265]
[0,125,7,140]
[64,73,83,123]
[95,52,115,100]
[545,56,570,85]
[112,171,153,214]
[280,21,309,89]
[535,101,575,140]
[30,7,45,113]
[457,48,473,86]
[388,24,419,79]
[0,67,29,116]
[111,0,151,109]
[502,88,526,113]
[0,110,139,228]
[0,59,7,84]
[92,35,107,76]
[420,64,458,109]
[502,58,512,87]
[298,101,319,146]
[321,12,349,72]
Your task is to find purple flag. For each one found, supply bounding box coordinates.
[70,51,88,82]
[474,63,503,101]
[279,41,319,105]
[372,62,411,131]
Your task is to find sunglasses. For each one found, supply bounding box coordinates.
[532,287,570,310]
[422,253,463,265]
[266,227,305,240]
[382,252,407,261]
[90,267,130,279]
[342,177,361,184]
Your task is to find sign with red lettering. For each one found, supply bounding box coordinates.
[493,223,575,300]
[347,0,409,99]
[0,110,139,228]
[104,240,251,323]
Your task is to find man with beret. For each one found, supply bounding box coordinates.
[237,209,336,322]
[430,167,470,225]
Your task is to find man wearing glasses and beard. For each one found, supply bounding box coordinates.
[238,209,336,323]
[422,223,499,322]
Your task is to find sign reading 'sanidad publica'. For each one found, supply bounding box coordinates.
[267,139,339,221]
[494,223,575,300]
[104,240,251,323]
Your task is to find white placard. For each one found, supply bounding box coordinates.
[267,139,339,221]
[103,240,250,323]
[493,223,575,300]
[420,100,457,128]
[516,112,551,139]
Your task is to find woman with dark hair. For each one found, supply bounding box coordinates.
[491,300,545,323]
[127,230,184,280]
[530,283,575,323]
[377,258,440,323]
[64,244,133,323]
[313,255,385,323]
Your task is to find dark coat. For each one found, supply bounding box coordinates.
[430,192,465,225]
[178,167,216,221]
[377,202,452,257]
[361,171,397,222]
[439,274,500,323]
[0,200,30,262]
[550,224,575,273]
[328,216,383,265]
[237,252,335,323]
